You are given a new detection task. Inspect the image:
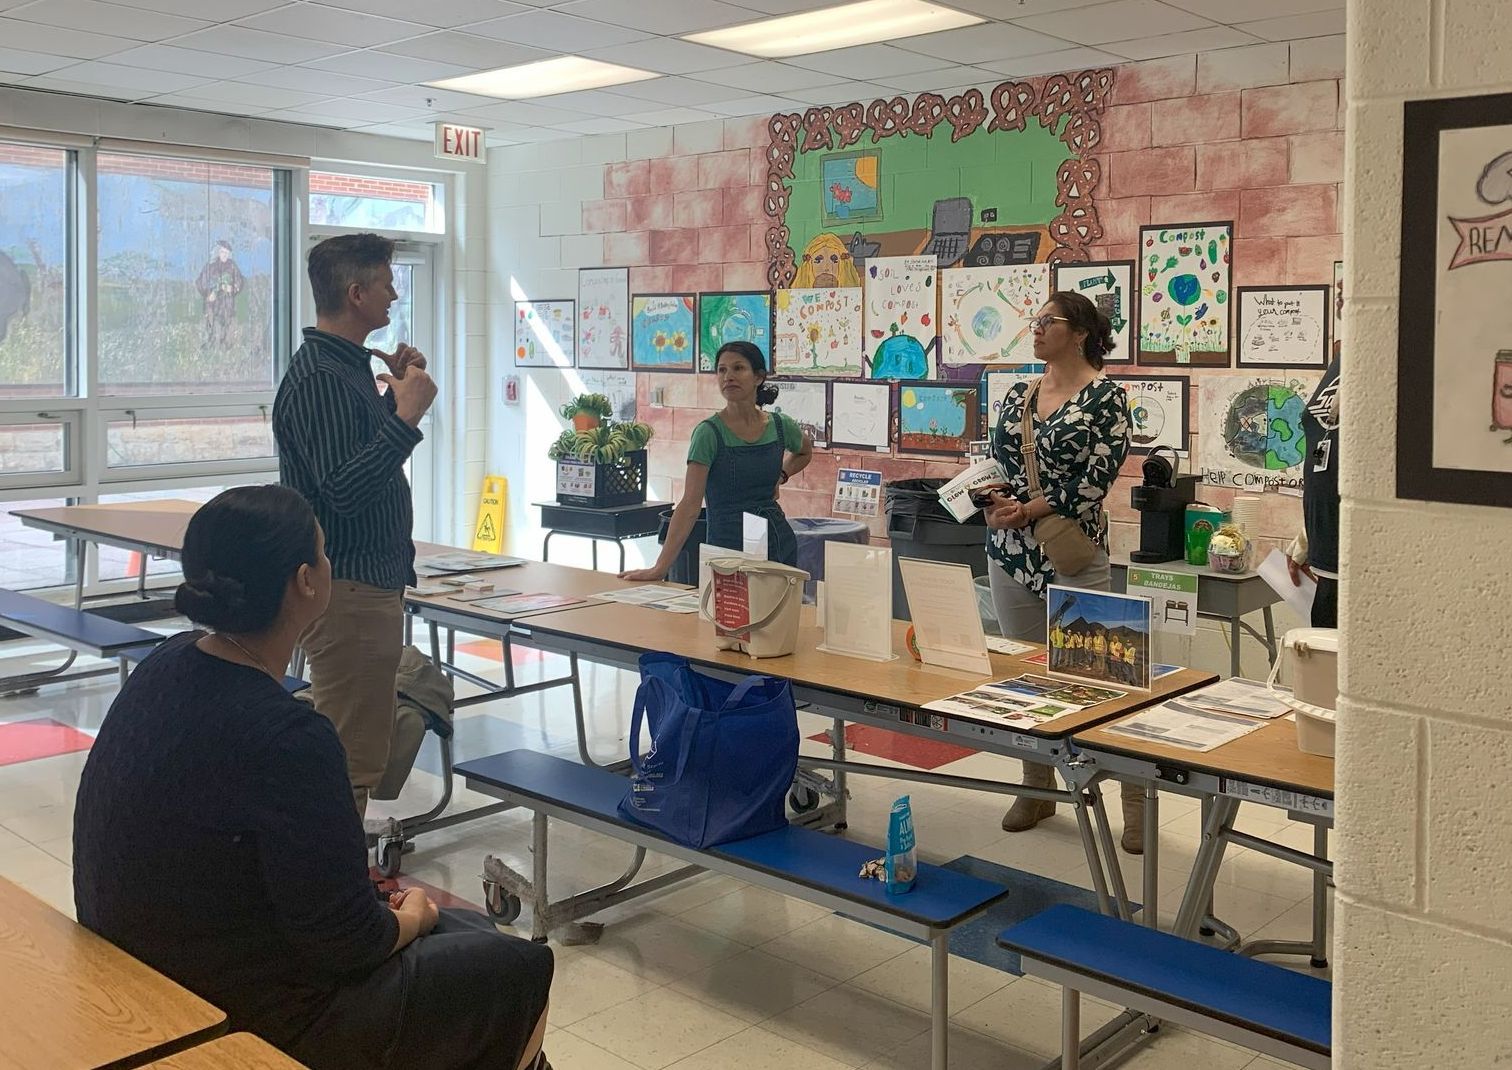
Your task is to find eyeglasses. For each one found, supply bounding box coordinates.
[1031,314,1070,332]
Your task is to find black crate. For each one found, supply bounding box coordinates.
[555,449,648,508]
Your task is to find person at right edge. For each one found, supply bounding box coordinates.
[983,291,1144,853]
[273,233,436,816]
[1288,353,1341,627]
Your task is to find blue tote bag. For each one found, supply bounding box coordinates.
[618,652,799,849]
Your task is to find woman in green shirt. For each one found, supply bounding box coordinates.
[623,341,813,580]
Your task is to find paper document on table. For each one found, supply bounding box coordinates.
[742,512,769,559]
[1105,700,1268,752]
[467,592,583,615]
[898,558,992,674]
[1257,548,1315,623]
[985,637,1037,656]
[924,687,1080,732]
[416,551,525,575]
[1183,677,1292,719]
[594,585,701,612]
[817,541,895,661]
[936,458,1010,522]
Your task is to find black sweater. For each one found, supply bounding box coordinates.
[73,632,399,1048]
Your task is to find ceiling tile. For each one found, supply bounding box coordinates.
[505,126,582,141]
[5,0,207,42]
[939,0,1108,15]
[584,36,743,75]
[0,18,137,59]
[236,66,395,94]
[42,60,210,92]
[688,59,848,93]
[1164,0,1340,20]
[453,98,593,124]
[358,121,436,140]
[896,22,1076,64]
[1234,9,1345,41]
[557,0,756,35]
[605,74,750,105]
[525,87,658,115]
[0,46,76,75]
[146,91,280,115]
[261,108,352,127]
[979,45,1124,75]
[869,66,1001,94]
[375,30,550,69]
[557,115,648,133]
[183,79,330,107]
[175,25,351,62]
[300,49,474,81]
[322,0,529,27]
[1105,25,1259,59]
[236,3,431,47]
[23,74,144,98]
[1014,0,1213,45]
[776,79,894,105]
[701,93,799,116]
[106,43,275,77]
[110,0,286,17]
[466,10,649,49]
[783,43,959,80]
[725,0,848,9]
[282,98,425,122]
[622,104,720,125]
[355,84,498,110]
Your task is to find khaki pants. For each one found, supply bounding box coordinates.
[302,580,404,816]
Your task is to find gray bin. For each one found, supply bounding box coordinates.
[885,479,988,621]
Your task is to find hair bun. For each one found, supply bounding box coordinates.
[174,570,249,629]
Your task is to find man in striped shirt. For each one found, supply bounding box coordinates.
[273,233,436,815]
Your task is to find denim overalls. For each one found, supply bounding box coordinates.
[700,411,799,568]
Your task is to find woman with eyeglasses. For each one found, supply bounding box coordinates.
[980,292,1140,851]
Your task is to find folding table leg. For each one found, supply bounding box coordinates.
[1063,987,1081,1070]
[930,932,949,1070]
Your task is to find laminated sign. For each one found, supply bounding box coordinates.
[712,570,751,641]
[556,461,595,498]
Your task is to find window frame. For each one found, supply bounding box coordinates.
[0,409,81,491]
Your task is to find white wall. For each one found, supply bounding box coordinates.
[1337,1,1512,1063]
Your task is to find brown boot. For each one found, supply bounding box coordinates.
[1001,761,1057,831]
[1120,781,1145,855]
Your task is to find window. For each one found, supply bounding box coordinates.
[0,414,77,489]
[0,497,73,591]
[0,143,70,399]
[96,153,279,395]
[103,407,275,473]
[309,171,444,234]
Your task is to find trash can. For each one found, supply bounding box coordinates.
[657,508,706,586]
[975,574,1002,636]
[885,478,988,621]
[790,517,871,602]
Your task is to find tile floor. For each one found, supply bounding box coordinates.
[0,623,1327,1070]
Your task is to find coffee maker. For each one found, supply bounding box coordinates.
[1130,448,1199,564]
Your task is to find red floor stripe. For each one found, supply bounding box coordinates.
[455,640,546,665]
[806,723,977,771]
[0,717,94,767]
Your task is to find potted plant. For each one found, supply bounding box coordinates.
[560,393,614,432]
[547,418,657,508]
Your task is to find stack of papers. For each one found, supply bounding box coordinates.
[595,585,703,614]
[936,458,1010,522]
[1178,678,1292,719]
[415,551,525,576]
[467,593,583,615]
[923,674,1127,732]
[1106,701,1268,752]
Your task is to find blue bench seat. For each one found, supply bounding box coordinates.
[998,904,1330,1070]
[0,589,165,660]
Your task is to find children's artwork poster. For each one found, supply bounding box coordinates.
[863,255,938,379]
[629,293,697,373]
[576,370,637,422]
[1112,375,1190,454]
[1198,373,1321,492]
[1236,286,1329,369]
[821,149,883,227]
[514,299,575,368]
[1046,585,1153,691]
[1138,222,1233,367]
[697,290,772,373]
[1397,94,1512,507]
[940,264,1049,366]
[833,468,883,517]
[768,378,830,447]
[1331,260,1344,361]
[577,267,629,370]
[897,381,980,456]
[1052,259,1137,365]
[982,367,1042,433]
[830,380,893,452]
[773,286,864,378]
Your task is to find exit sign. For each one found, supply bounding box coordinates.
[434,122,483,162]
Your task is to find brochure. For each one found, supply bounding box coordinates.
[1105,700,1268,752]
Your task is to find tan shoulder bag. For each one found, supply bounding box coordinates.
[1019,377,1100,576]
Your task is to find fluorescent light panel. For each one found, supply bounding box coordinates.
[427,56,657,100]
[684,0,984,59]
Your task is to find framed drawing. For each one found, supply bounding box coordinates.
[578,267,629,370]
[1112,374,1190,455]
[939,264,1049,366]
[1235,285,1330,369]
[830,380,893,452]
[1398,91,1512,507]
[514,299,574,368]
[864,255,937,379]
[982,367,1042,435]
[1138,221,1233,366]
[768,378,830,448]
[1198,372,1321,493]
[629,293,697,373]
[1052,259,1137,365]
[697,290,773,372]
[773,286,864,378]
[897,381,980,456]
[821,149,883,227]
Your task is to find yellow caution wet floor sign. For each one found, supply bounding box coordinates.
[472,476,507,553]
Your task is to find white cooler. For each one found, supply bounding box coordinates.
[1268,627,1340,757]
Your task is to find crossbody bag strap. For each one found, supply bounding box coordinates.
[1019,377,1046,499]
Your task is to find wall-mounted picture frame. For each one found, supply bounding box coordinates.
[1052,259,1137,365]
[1235,285,1330,369]
[981,366,1042,436]
[1398,91,1512,508]
[768,378,830,448]
[896,380,981,456]
[830,380,893,452]
[1110,374,1190,455]
[578,266,630,370]
[1137,221,1233,367]
[514,299,575,368]
[821,149,883,228]
[629,293,697,373]
[697,290,773,373]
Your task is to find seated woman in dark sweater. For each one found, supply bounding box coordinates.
[73,485,554,1070]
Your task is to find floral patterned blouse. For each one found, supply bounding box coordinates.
[987,377,1132,597]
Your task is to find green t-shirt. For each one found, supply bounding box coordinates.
[687,412,804,466]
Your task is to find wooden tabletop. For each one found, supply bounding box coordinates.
[12,500,200,554]
[0,877,226,1070]
[141,1034,309,1069]
[1075,714,1334,797]
[519,601,1216,738]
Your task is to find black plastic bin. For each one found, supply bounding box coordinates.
[657,508,707,586]
[885,478,988,621]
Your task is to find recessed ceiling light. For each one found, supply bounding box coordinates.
[427,56,658,100]
[684,0,984,59]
